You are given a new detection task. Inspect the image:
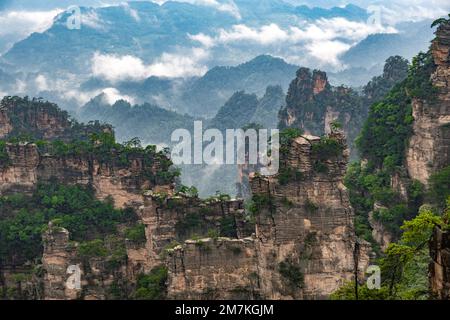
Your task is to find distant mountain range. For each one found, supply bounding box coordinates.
[0,1,438,117]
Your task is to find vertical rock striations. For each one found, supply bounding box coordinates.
[164,132,370,299]
[406,22,450,185]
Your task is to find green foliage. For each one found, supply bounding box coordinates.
[313,161,328,173]
[124,223,146,244]
[278,261,304,289]
[429,166,450,207]
[404,52,437,100]
[5,124,178,186]
[363,56,409,104]
[431,15,450,28]
[333,204,446,300]
[357,83,413,167]
[357,50,436,169]
[312,136,344,160]
[219,215,237,238]
[1,96,112,142]
[133,266,168,300]
[0,140,10,167]
[278,167,303,185]
[281,197,294,208]
[207,228,219,240]
[331,281,391,300]
[247,194,275,216]
[330,120,343,132]
[77,239,108,259]
[175,212,202,238]
[176,185,199,198]
[344,162,406,252]
[311,136,344,173]
[373,204,409,237]
[0,182,138,266]
[279,127,303,156]
[305,199,318,213]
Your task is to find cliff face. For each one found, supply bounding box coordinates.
[42,223,144,300]
[0,143,166,208]
[249,133,370,299]
[429,227,450,299]
[0,97,72,140]
[163,133,370,299]
[140,192,249,270]
[167,238,260,299]
[406,23,450,185]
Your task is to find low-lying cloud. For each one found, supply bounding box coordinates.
[189,17,397,67]
[91,48,209,82]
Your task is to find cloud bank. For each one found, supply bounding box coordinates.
[91,48,209,82]
[189,17,397,67]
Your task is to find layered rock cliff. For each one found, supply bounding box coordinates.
[426,20,450,300]
[0,96,111,141]
[406,22,450,185]
[249,132,370,299]
[429,226,450,299]
[164,132,370,299]
[0,142,169,208]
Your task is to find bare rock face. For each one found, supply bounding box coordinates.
[140,192,248,270]
[0,98,72,140]
[0,143,40,194]
[406,22,450,185]
[166,238,260,299]
[0,143,166,208]
[42,222,141,300]
[0,108,12,137]
[429,227,450,299]
[163,133,370,299]
[42,223,81,300]
[249,133,369,299]
[368,204,393,252]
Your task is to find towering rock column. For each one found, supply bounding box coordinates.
[406,21,450,185]
[42,223,81,300]
[249,133,370,299]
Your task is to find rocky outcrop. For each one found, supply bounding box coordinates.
[279,58,409,160]
[166,237,259,299]
[368,204,393,252]
[164,132,370,299]
[429,227,450,299]
[42,224,81,300]
[0,143,169,208]
[0,108,12,137]
[0,97,72,140]
[249,133,370,299]
[140,191,249,269]
[42,222,145,300]
[406,22,450,185]
[279,68,366,160]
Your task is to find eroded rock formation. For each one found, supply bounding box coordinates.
[163,132,370,299]
[0,143,167,208]
[406,22,450,185]
[42,222,144,300]
[429,227,450,299]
